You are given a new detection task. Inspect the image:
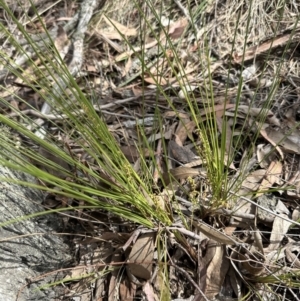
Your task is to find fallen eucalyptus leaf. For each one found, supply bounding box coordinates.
[192,220,240,246]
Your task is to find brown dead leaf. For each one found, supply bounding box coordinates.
[168,140,198,164]
[237,105,274,118]
[269,210,292,251]
[257,160,283,196]
[162,167,201,186]
[100,30,131,41]
[267,114,281,126]
[109,252,123,301]
[184,159,203,168]
[192,220,239,245]
[67,242,113,300]
[120,277,137,301]
[108,274,118,301]
[127,233,155,280]
[233,31,299,63]
[143,75,167,85]
[148,59,168,77]
[283,170,300,198]
[131,85,144,97]
[143,282,158,301]
[253,227,264,255]
[98,32,124,52]
[241,169,266,191]
[120,145,152,163]
[103,15,137,38]
[123,56,132,76]
[101,232,131,244]
[86,64,97,72]
[175,120,196,143]
[0,84,19,98]
[199,104,235,118]
[259,126,284,159]
[264,127,300,154]
[266,160,283,185]
[169,74,200,87]
[115,18,187,62]
[167,18,188,39]
[163,111,190,119]
[201,241,230,300]
[284,107,297,128]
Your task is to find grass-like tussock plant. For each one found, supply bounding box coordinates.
[1,0,300,300]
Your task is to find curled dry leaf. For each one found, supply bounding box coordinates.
[201,241,230,300]
[238,248,265,276]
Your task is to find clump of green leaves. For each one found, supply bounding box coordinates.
[1,0,300,299]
